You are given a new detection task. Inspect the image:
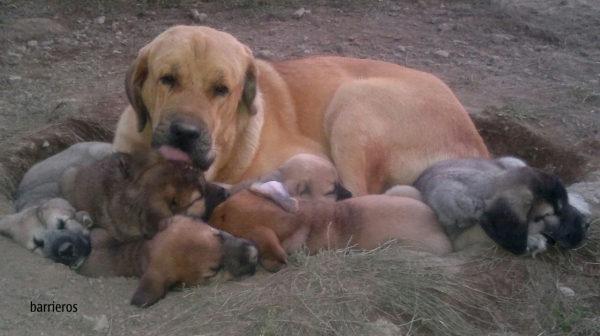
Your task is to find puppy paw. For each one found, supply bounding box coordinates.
[526,234,547,258]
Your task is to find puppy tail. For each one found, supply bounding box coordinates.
[130,270,169,308]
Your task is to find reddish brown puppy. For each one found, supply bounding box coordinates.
[209,181,451,272]
[60,150,228,242]
[77,215,258,308]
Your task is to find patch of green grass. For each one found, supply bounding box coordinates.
[571,86,600,104]
[502,103,538,120]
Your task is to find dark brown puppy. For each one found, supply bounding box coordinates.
[209,182,451,272]
[61,150,228,241]
[77,216,258,308]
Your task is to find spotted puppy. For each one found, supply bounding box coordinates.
[413,157,590,255]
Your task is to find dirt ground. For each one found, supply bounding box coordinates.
[0,0,599,335]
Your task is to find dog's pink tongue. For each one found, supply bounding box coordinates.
[159,146,192,163]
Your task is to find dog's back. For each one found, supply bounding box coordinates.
[14,142,111,212]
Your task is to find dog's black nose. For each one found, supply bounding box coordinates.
[170,122,201,142]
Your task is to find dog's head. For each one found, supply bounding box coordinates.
[33,198,92,269]
[125,25,259,171]
[480,167,590,255]
[108,151,230,240]
[130,216,258,308]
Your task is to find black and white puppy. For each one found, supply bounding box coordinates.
[412,157,590,255]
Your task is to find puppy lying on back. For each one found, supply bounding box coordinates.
[209,181,451,272]
[0,198,92,269]
[61,150,229,241]
[77,215,258,308]
[229,154,352,202]
[413,157,590,255]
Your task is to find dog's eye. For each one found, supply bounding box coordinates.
[33,237,44,248]
[159,75,176,87]
[214,84,229,97]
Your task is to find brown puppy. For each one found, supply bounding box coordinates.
[209,181,451,272]
[229,153,352,202]
[60,150,229,241]
[112,25,488,196]
[77,216,258,308]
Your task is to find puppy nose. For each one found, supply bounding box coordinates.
[170,122,201,142]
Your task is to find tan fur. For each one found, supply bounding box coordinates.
[77,216,258,308]
[230,153,351,202]
[112,26,488,196]
[209,188,452,272]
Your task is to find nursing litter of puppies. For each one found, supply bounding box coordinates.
[1,5,598,334]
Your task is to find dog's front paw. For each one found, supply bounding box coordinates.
[526,234,547,257]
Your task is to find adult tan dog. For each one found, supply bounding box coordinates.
[112,25,488,195]
[77,216,259,308]
[209,181,452,272]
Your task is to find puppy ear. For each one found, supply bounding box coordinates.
[125,49,150,132]
[130,270,169,308]
[480,197,529,255]
[75,211,93,228]
[249,181,299,213]
[335,183,353,201]
[241,58,258,116]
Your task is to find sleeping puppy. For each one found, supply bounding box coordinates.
[77,215,258,308]
[229,154,353,202]
[0,198,92,269]
[61,150,229,242]
[412,157,590,255]
[13,142,112,212]
[209,181,451,272]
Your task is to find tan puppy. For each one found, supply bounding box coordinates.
[230,153,352,202]
[209,181,451,272]
[77,216,258,308]
[112,25,488,196]
[61,150,229,241]
[0,198,92,269]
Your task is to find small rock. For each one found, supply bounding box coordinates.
[434,50,450,58]
[190,9,207,23]
[93,315,109,332]
[397,46,407,52]
[390,5,401,12]
[492,34,512,44]
[558,286,575,297]
[303,49,311,54]
[42,141,49,148]
[93,16,105,24]
[27,40,38,47]
[8,75,22,83]
[7,52,23,64]
[112,22,118,30]
[16,46,27,53]
[257,50,274,59]
[41,40,54,46]
[112,50,121,54]
[293,8,306,19]
[437,23,453,32]
[303,36,309,42]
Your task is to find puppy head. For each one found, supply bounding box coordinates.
[126,25,259,171]
[480,167,589,255]
[527,174,590,250]
[263,154,352,202]
[34,198,92,269]
[111,151,229,239]
[130,216,258,308]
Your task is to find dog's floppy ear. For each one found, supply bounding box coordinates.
[130,270,169,308]
[480,196,530,255]
[241,48,258,116]
[249,181,299,213]
[125,49,150,132]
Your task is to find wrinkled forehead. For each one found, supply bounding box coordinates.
[146,26,248,79]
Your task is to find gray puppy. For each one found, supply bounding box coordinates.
[413,157,590,255]
[0,142,111,268]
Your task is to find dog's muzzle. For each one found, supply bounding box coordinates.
[152,120,215,171]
